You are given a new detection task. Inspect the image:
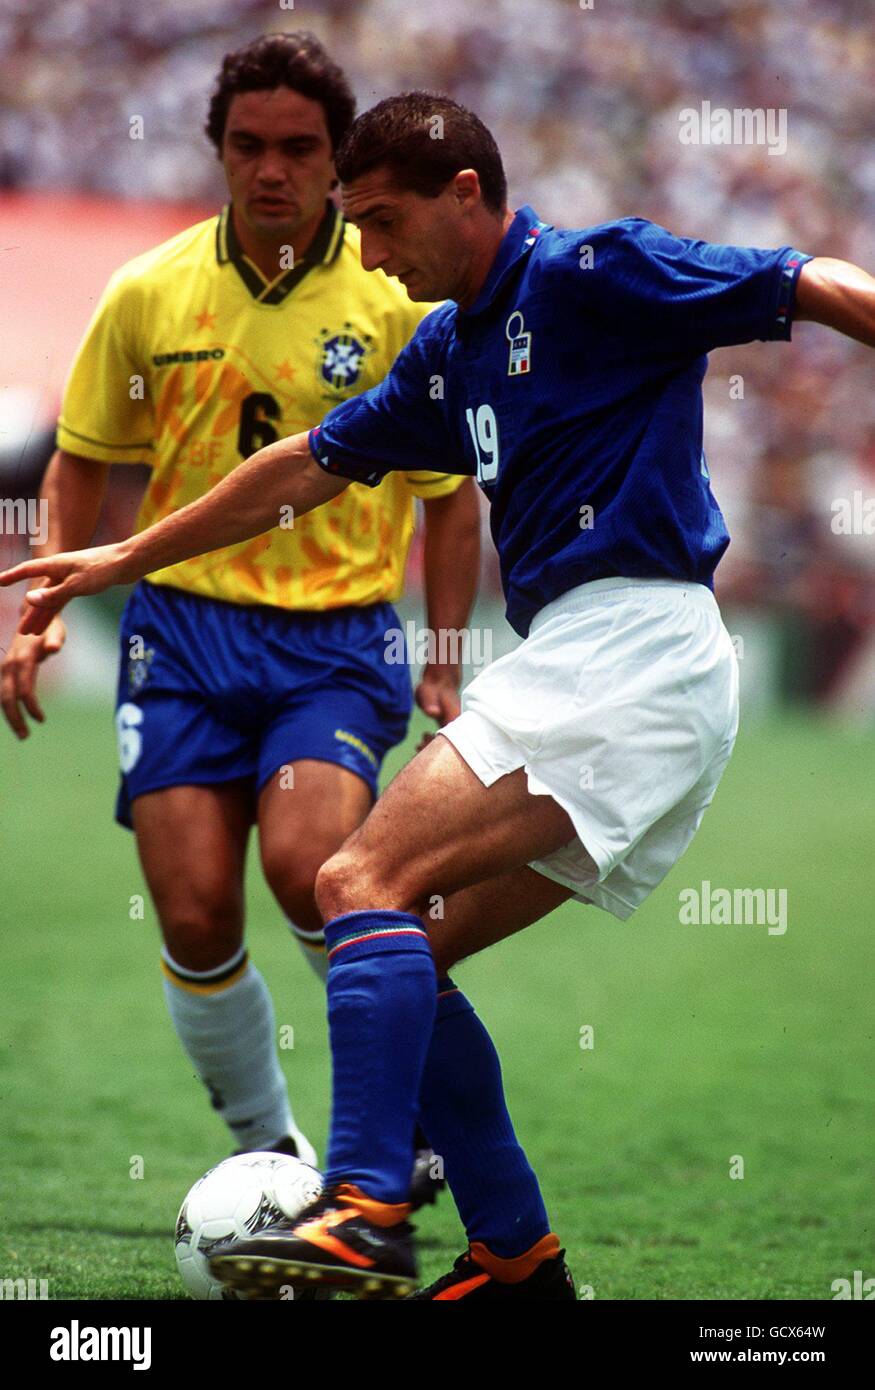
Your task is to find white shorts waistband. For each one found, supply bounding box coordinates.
[529,577,718,634]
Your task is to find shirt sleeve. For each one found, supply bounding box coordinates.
[56,269,154,464]
[403,470,468,500]
[581,219,812,356]
[308,320,468,488]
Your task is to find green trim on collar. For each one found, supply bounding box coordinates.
[216,201,345,304]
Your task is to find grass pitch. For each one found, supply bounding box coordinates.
[2,696,872,1299]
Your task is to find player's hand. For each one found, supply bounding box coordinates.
[0,543,131,636]
[1,617,66,739]
[414,662,462,749]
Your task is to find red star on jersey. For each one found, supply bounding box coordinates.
[194,309,217,330]
[275,359,297,384]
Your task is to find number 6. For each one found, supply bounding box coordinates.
[116,702,144,774]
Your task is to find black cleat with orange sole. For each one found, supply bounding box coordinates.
[209,1183,417,1300]
[407,1234,577,1300]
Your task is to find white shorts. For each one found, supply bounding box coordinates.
[440,577,739,920]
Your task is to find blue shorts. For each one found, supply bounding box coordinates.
[113,580,413,829]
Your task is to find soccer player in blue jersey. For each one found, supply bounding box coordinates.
[4,93,875,1299]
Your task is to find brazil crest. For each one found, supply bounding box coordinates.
[317,324,374,396]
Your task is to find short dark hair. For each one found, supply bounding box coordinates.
[206,32,356,154]
[335,92,507,213]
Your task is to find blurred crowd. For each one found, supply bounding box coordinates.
[1,0,874,708]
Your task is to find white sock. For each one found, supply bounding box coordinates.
[288,919,328,983]
[161,946,297,1151]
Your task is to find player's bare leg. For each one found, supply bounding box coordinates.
[426,863,575,977]
[315,733,584,921]
[257,759,373,980]
[132,781,252,971]
[132,781,314,1160]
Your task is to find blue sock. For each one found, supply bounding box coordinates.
[323,910,436,1203]
[419,978,550,1258]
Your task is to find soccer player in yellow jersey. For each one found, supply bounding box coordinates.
[0,35,480,1182]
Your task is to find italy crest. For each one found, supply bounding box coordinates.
[506,310,532,376]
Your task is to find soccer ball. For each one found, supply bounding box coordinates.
[175,1151,323,1300]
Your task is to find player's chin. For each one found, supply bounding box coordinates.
[247,206,299,236]
[399,274,434,302]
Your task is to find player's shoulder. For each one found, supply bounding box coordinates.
[534,216,663,270]
[389,300,455,379]
[526,216,681,299]
[101,215,218,303]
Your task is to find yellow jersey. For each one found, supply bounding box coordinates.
[57,201,462,609]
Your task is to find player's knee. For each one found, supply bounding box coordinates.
[159,898,243,973]
[261,848,322,931]
[314,849,375,921]
[314,851,354,920]
[315,852,421,922]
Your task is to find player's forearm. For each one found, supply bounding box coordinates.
[795,258,875,347]
[18,451,109,622]
[115,432,344,582]
[422,481,481,648]
[31,451,109,568]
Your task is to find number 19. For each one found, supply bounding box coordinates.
[465,404,499,483]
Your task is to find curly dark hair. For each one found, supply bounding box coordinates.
[205,32,356,154]
[335,92,507,213]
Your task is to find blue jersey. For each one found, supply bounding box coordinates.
[310,206,810,636]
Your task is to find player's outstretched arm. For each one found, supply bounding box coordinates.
[795,258,875,347]
[0,432,348,634]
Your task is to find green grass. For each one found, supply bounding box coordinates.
[2,699,873,1299]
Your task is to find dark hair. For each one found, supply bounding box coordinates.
[206,32,356,154]
[335,92,507,213]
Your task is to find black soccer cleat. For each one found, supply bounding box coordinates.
[231,1131,319,1165]
[407,1236,577,1300]
[266,1135,305,1159]
[209,1183,418,1300]
[409,1147,447,1210]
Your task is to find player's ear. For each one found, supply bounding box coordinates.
[453,170,481,211]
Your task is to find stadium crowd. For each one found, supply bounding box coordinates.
[1,0,873,707]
